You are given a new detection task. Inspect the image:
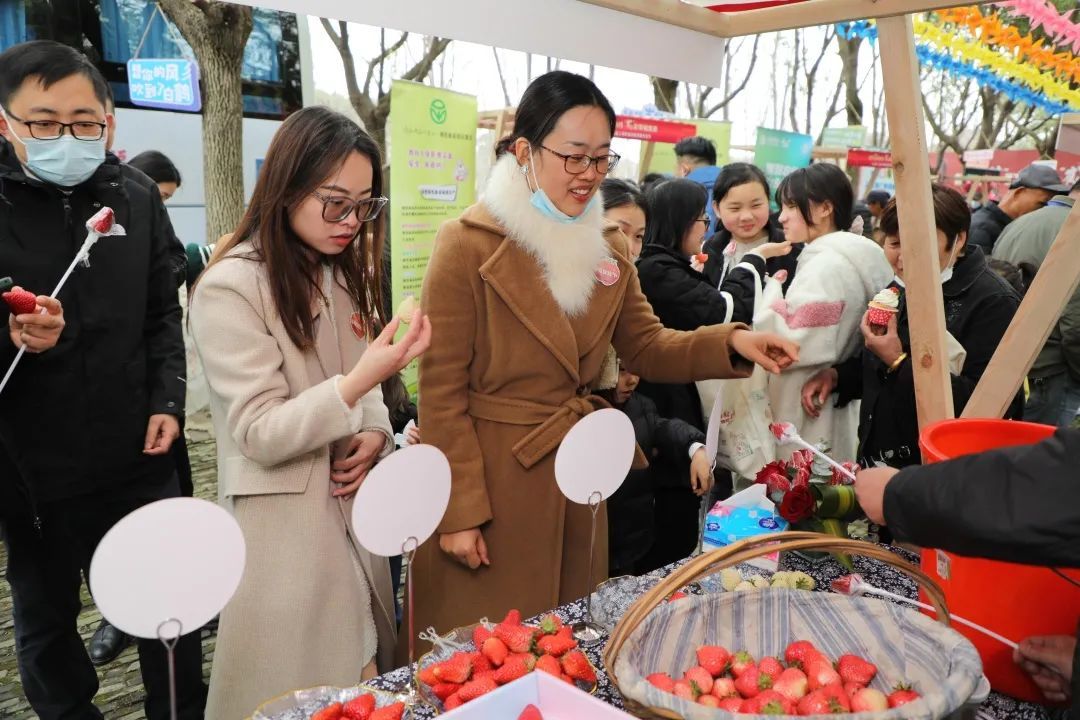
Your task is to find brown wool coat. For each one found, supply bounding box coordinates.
[400,203,751,659]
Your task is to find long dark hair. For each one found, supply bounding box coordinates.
[776,164,854,232]
[495,71,616,157]
[643,178,707,252]
[601,178,648,218]
[200,106,385,350]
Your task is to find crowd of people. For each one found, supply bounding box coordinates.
[0,39,1076,720]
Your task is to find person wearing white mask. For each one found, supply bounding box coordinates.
[802,184,1023,471]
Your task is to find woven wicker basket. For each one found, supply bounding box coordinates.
[603,532,984,720]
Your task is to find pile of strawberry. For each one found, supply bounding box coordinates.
[417,610,597,711]
[646,639,920,715]
[309,693,403,720]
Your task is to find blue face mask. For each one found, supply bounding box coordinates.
[3,113,105,187]
[523,146,599,224]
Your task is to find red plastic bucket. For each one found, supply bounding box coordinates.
[918,419,1080,703]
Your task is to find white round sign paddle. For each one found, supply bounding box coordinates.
[89,497,246,640]
[555,408,635,504]
[351,444,451,557]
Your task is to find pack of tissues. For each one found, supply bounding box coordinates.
[702,484,788,572]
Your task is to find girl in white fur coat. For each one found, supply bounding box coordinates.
[754,165,893,463]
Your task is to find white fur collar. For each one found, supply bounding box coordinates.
[481,153,608,316]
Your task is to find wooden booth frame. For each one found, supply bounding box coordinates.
[581,0,1080,428]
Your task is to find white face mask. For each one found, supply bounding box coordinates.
[894,241,960,288]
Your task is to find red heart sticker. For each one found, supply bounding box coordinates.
[594,258,620,287]
[350,312,367,340]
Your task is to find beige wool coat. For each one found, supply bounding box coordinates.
[401,156,753,660]
[189,242,397,720]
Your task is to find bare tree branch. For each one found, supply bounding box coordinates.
[703,34,760,117]
[492,48,511,107]
[363,32,409,96]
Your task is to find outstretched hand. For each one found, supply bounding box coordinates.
[727,329,800,374]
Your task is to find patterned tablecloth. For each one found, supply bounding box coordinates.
[366,546,1051,719]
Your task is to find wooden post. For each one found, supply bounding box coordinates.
[877,15,955,427]
[640,141,656,181]
[963,201,1080,418]
[493,108,509,147]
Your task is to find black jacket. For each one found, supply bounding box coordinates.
[608,391,704,574]
[968,202,1013,255]
[116,154,187,289]
[636,242,766,428]
[701,221,801,295]
[887,428,1080,716]
[0,142,185,517]
[835,247,1022,468]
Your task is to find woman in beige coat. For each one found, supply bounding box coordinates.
[405,72,799,655]
[189,107,431,719]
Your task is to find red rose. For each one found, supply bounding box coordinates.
[792,467,811,489]
[830,461,860,486]
[755,461,790,499]
[779,485,816,524]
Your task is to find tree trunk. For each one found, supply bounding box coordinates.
[652,78,679,114]
[837,35,864,127]
[159,0,252,244]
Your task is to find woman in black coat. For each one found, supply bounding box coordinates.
[802,184,1023,470]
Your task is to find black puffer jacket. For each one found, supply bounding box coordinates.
[608,391,705,575]
[968,201,1013,254]
[701,220,800,295]
[0,142,185,520]
[636,243,766,428]
[835,247,1023,468]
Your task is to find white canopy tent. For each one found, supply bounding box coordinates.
[232,0,1080,428]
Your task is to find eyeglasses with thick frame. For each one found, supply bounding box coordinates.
[310,190,389,223]
[3,110,107,141]
[539,145,621,175]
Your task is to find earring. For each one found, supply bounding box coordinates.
[520,164,529,175]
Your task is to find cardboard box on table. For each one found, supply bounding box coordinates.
[441,671,634,719]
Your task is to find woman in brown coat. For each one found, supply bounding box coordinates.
[407,72,798,647]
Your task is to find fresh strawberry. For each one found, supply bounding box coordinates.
[473,623,493,649]
[718,697,743,712]
[820,682,852,712]
[697,694,720,707]
[312,703,343,720]
[772,667,808,701]
[758,656,784,682]
[672,680,699,701]
[518,704,544,720]
[837,654,878,685]
[443,693,463,711]
[694,252,709,264]
[430,683,461,702]
[471,651,494,673]
[560,650,597,684]
[668,590,688,602]
[494,654,535,684]
[88,207,115,234]
[805,657,842,690]
[682,666,714,695]
[729,651,755,678]
[888,684,921,708]
[696,645,731,677]
[647,672,676,693]
[502,609,522,625]
[473,669,498,685]
[734,667,772,698]
[797,689,846,715]
[711,677,737,699]
[535,654,561,677]
[783,640,818,668]
[745,690,794,715]
[2,290,36,316]
[536,627,576,657]
[495,623,537,654]
[482,636,509,667]
[457,676,498,702]
[843,681,865,697]
[369,703,404,720]
[432,652,473,684]
[852,687,889,711]
[342,693,376,720]
[558,673,574,684]
[539,614,564,635]
[417,665,439,686]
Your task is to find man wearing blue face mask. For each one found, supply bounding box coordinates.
[0,41,206,719]
[801,183,1024,473]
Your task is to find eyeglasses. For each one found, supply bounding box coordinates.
[698,217,711,229]
[3,110,106,141]
[310,190,389,223]
[539,145,621,175]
